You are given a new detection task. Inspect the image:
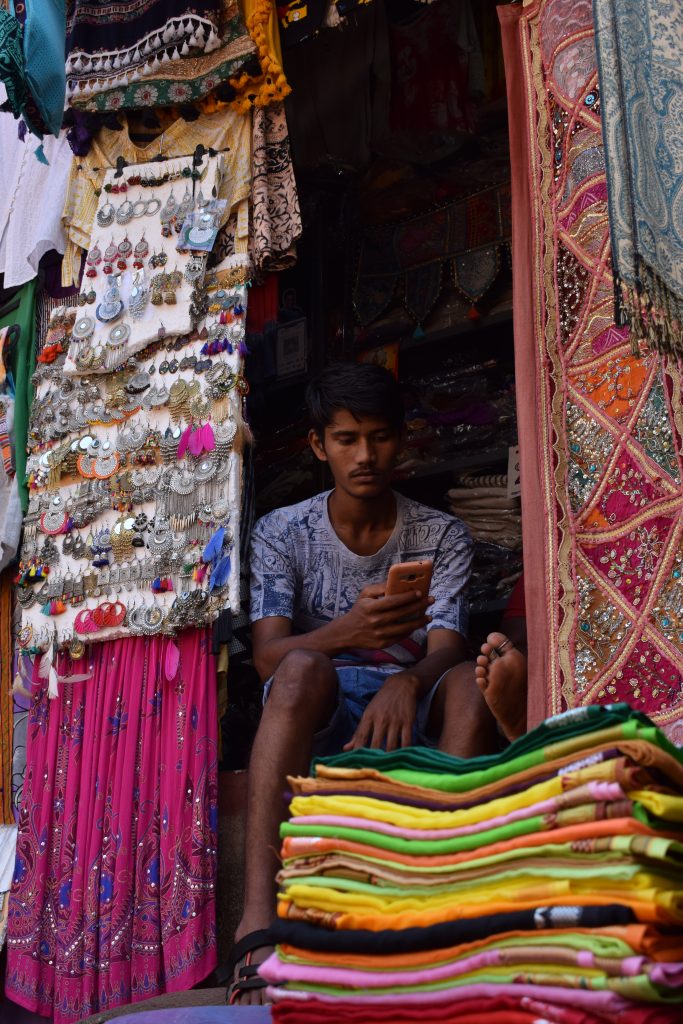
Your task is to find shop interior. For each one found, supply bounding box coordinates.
[225,0,521,767]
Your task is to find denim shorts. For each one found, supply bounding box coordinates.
[263,664,445,758]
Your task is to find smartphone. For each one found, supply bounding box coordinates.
[386,560,433,598]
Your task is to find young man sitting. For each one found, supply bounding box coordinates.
[228,362,499,1004]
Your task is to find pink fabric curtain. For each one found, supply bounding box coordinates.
[498,2,548,731]
[6,628,218,1023]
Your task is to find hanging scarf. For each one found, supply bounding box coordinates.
[594,0,683,357]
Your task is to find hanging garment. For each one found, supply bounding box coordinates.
[0,278,36,512]
[6,628,218,1023]
[594,0,683,357]
[0,95,73,287]
[212,101,302,275]
[65,0,224,105]
[499,0,683,743]
[0,398,22,571]
[66,0,289,115]
[60,105,251,286]
[0,0,66,137]
[0,571,15,823]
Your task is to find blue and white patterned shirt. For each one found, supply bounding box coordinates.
[249,490,471,668]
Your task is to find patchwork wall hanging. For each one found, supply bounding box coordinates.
[500,0,683,742]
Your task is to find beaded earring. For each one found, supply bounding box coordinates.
[85,244,102,278]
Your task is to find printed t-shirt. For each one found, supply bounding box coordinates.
[250,489,472,668]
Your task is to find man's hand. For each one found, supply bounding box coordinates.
[343,583,433,650]
[343,672,421,751]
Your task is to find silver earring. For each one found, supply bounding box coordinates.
[97,201,115,227]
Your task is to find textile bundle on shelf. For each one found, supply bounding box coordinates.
[594,0,683,357]
[263,704,683,1024]
[447,481,521,551]
[6,628,218,1023]
[500,0,683,742]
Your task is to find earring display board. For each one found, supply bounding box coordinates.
[63,152,224,375]
[16,151,250,663]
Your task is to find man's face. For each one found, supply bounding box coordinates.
[309,409,402,499]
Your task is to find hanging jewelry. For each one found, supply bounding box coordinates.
[108,322,131,348]
[176,184,195,225]
[133,234,149,268]
[96,277,124,324]
[160,189,178,237]
[116,197,135,225]
[129,267,150,320]
[184,252,205,284]
[72,315,96,341]
[160,425,181,463]
[97,201,115,228]
[215,418,237,458]
[103,237,117,275]
[116,234,132,270]
[40,495,68,535]
[150,270,165,306]
[93,442,120,480]
[163,268,181,305]
[150,248,167,269]
[85,244,102,278]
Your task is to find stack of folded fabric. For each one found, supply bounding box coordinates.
[447,474,522,551]
[262,704,683,1024]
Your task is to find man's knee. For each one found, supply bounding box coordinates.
[267,650,337,712]
[438,663,475,688]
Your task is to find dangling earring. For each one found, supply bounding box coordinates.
[117,235,132,270]
[85,244,102,278]
[129,267,150,320]
[103,237,117,275]
[97,201,115,227]
[133,234,148,268]
[163,268,181,305]
[160,189,178,237]
[96,277,124,324]
[176,185,194,224]
[116,197,134,225]
[184,252,205,283]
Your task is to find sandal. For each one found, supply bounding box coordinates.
[221,928,272,1004]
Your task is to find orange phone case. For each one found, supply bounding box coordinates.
[385,560,433,597]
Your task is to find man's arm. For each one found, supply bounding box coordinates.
[252,584,434,682]
[342,628,467,751]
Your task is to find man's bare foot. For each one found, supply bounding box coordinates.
[475,631,527,742]
[226,926,274,1006]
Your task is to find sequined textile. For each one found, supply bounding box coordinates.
[6,628,218,1022]
[500,0,683,742]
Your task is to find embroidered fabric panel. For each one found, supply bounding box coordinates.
[511,0,683,741]
[69,0,291,115]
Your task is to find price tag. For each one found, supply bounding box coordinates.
[507,445,521,499]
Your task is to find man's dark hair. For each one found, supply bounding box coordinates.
[306,363,404,438]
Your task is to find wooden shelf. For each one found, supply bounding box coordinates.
[357,309,513,357]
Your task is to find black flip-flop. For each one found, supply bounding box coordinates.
[220,929,272,1004]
